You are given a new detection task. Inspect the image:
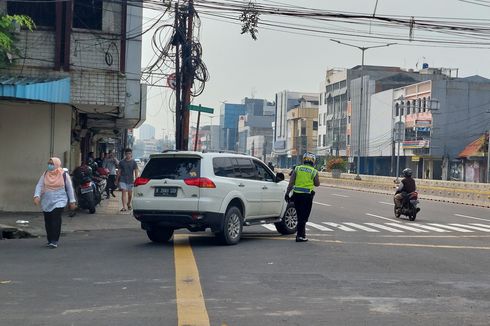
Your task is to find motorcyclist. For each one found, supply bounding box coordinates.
[394,168,417,215]
[285,152,320,242]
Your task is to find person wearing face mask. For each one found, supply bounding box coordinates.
[33,157,76,248]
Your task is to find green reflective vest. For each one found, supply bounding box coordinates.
[293,164,317,194]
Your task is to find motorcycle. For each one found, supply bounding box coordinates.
[72,165,105,214]
[394,191,420,221]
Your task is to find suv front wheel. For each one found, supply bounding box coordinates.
[275,202,298,235]
[146,227,174,243]
[216,206,243,245]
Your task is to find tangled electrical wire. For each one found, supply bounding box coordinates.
[142,6,209,98]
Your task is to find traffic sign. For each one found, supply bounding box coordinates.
[189,104,214,114]
[393,121,405,142]
[167,73,177,90]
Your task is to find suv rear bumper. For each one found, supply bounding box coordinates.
[133,210,224,232]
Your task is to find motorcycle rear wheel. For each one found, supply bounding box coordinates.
[409,207,417,221]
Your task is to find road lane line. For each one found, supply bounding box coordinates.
[409,223,450,233]
[471,223,490,229]
[428,224,474,233]
[454,214,490,222]
[343,223,380,232]
[322,222,356,231]
[313,201,332,207]
[365,213,400,223]
[306,222,333,231]
[385,223,428,233]
[364,223,405,233]
[378,201,395,206]
[331,194,349,198]
[450,224,490,232]
[262,224,276,231]
[173,234,210,326]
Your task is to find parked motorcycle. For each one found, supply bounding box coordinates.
[72,164,104,214]
[394,191,420,221]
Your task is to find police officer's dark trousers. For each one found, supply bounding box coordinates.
[292,192,313,238]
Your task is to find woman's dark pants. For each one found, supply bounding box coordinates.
[43,207,63,243]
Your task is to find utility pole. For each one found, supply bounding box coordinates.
[487,111,490,182]
[174,3,181,150]
[181,0,194,150]
[330,39,396,180]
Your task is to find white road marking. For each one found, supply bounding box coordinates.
[364,223,405,233]
[306,222,333,231]
[428,224,474,233]
[313,201,332,207]
[386,223,429,233]
[365,213,400,223]
[454,214,490,222]
[343,223,380,232]
[450,224,490,232]
[409,223,450,233]
[262,224,276,231]
[378,201,395,206]
[322,222,356,232]
[471,223,490,229]
[331,194,349,198]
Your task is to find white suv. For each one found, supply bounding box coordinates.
[132,151,297,245]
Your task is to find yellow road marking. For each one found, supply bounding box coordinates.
[173,234,210,326]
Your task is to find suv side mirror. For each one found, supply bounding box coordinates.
[275,172,285,182]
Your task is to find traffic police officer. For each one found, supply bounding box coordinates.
[285,152,320,242]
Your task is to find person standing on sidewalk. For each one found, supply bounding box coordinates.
[116,148,138,212]
[285,152,320,242]
[103,150,119,199]
[33,157,76,248]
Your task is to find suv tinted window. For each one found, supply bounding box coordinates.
[141,157,200,180]
[213,157,236,177]
[235,158,256,180]
[253,160,275,182]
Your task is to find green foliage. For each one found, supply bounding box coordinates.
[0,14,35,68]
[326,157,347,172]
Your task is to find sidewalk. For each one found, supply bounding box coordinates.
[0,191,139,239]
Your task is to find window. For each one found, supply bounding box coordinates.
[213,157,236,178]
[323,134,327,146]
[395,103,400,116]
[253,160,275,182]
[412,100,417,114]
[8,0,56,27]
[313,121,318,131]
[406,101,410,115]
[73,0,103,30]
[318,135,322,147]
[347,135,351,145]
[141,157,200,180]
[422,98,427,112]
[235,158,256,179]
[400,102,404,116]
[417,99,422,113]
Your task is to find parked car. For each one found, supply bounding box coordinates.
[132,151,297,245]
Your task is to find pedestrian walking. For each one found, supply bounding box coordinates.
[95,152,106,168]
[285,152,320,242]
[33,157,76,248]
[103,150,119,198]
[116,148,138,212]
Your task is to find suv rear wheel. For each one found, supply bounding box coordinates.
[146,227,174,243]
[216,206,243,245]
[275,202,297,235]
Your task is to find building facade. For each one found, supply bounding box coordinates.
[219,103,246,151]
[0,1,146,211]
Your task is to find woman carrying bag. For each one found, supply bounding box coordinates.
[33,157,76,248]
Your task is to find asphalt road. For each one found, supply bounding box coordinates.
[1,186,490,326]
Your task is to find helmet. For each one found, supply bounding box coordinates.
[402,168,412,177]
[302,152,316,166]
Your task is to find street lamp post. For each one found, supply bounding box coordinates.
[330,39,396,180]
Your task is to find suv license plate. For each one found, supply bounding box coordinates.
[154,187,178,197]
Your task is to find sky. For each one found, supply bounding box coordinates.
[136,0,490,139]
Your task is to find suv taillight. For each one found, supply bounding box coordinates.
[134,177,150,187]
[184,177,216,188]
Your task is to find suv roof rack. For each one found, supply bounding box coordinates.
[201,149,248,155]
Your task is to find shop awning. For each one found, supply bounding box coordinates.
[0,76,70,104]
[458,133,488,158]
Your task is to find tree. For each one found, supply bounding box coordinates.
[0,14,35,68]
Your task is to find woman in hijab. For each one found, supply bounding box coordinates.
[34,157,76,248]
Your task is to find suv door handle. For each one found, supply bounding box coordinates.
[262,186,268,190]
[238,183,245,187]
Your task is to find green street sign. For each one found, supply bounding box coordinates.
[189,104,214,114]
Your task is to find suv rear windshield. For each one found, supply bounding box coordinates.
[141,157,200,180]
